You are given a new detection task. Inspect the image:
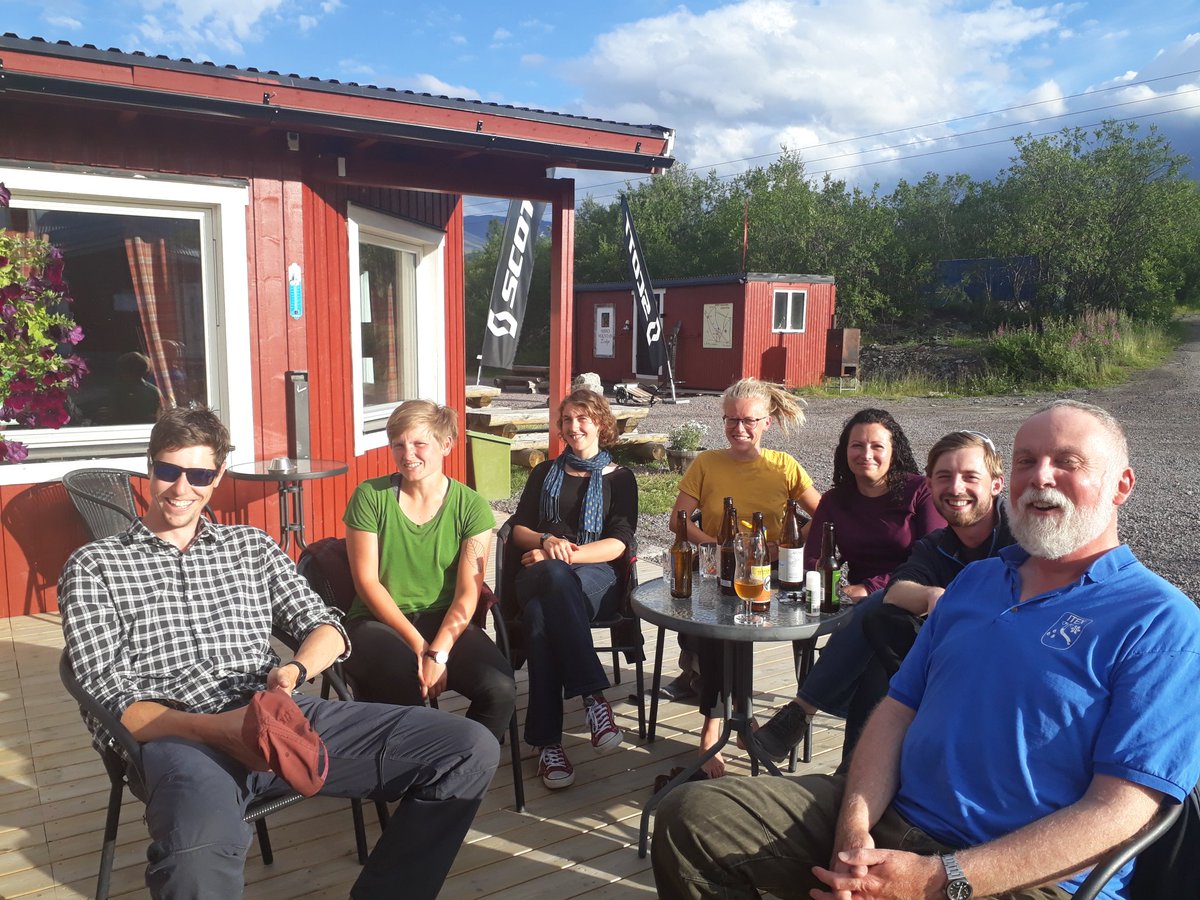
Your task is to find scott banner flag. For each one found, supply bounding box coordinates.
[620,196,664,376]
[481,199,546,370]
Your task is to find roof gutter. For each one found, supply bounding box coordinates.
[2,71,675,173]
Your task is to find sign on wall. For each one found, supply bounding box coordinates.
[703,302,734,348]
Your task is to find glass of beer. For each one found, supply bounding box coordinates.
[732,535,766,626]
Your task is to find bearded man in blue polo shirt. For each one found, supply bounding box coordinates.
[652,399,1200,900]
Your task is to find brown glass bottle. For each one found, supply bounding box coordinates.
[777,499,805,593]
[670,510,694,598]
[818,521,840,613]
[749,511,771,611]
[718,503,739,596]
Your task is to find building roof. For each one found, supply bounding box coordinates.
[576,272,836,292]
[0,34,675,174]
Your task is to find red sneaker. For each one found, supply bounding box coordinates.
[537,744,575,789]
[585,697,624,754]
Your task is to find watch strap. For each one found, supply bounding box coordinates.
[283,659,308,686]
[540,531,553,547]
[940,853,972,900]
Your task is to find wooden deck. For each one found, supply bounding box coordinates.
[0,567,846,899]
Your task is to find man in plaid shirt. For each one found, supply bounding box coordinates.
[60,407,498,899]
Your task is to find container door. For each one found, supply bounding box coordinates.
[594,304,615,357]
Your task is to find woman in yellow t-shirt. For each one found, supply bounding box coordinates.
[668,378,821,778]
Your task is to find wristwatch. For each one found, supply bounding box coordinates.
[424,648,449,665]
[940,853,973,900]
[540,531,553,548]
[283,659,308,686]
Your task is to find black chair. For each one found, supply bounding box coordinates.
[59,650,324,900]
[63,467,216,541]
[1074,785,1199,900]
[62,468,141,538]
[494,519,647,741]
[297,537,526,812]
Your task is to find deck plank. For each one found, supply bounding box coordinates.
[0,589,845,898]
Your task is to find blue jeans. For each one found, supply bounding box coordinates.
[796,589,887,718]
[139,695,498,899]
[515,559,620,746]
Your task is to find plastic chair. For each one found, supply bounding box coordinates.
[494,519,647,741]
[297,537,526,812]
[59,650,321,900]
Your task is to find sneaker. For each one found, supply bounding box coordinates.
[537,744,575,789]
[755,702,811,762]
[585,697,624,754]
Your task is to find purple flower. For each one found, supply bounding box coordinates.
[0,439,30,463]
[0,182,10,208]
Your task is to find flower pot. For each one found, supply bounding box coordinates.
[666,447,703,473]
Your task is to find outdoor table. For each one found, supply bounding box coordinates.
[227,458,348,552]
[632,576,852,857]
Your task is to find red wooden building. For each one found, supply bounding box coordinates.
[0,34,675,617]
[574,273,836,391]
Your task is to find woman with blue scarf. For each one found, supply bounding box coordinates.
[509,388,638,790]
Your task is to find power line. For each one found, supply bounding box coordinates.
[466,66,1200,216]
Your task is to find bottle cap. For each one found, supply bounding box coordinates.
[805,570,822,592]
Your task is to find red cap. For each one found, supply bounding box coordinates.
[241,689,329,797]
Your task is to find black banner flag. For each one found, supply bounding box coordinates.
[620,197,664,376]
[481,199,545,370]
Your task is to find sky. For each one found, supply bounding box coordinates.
[5,0,1200,218]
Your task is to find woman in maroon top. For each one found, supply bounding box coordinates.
[753,408,946,762]
[804,407,945,598]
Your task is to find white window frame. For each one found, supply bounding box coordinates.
[0,165,252,486]
[346,204,446,457]
[772,289,808,333]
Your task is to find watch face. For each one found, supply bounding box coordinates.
[946,880,973,900]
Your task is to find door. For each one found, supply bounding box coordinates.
[594,304,615,358]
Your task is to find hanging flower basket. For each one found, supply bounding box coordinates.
[1,182,88,462]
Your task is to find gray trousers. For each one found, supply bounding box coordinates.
[139,694,499,900]
[651,774,1073,900]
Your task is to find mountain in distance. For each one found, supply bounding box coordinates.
[463,213,551,255]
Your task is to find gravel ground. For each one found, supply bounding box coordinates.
[494,317,1200,603]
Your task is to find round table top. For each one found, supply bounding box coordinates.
[632,576,852,643]
[226,458,349,482]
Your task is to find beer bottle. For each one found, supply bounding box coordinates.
[749,511,771,611]
[719,503,739,596]
[670,510,694,599]
[818,521,840,614]
[777,499,805,595]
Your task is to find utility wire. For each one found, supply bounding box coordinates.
[466,67,1200,215]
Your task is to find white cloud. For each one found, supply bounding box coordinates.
[522,53,546,66]
[46,15,84,30]
[493,27,512,41]
[412,73,482,100]
[130,0,336,56]
[563,0,1081,185]
[451,33,468,45]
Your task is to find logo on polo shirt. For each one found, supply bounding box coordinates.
[1041,613,1093,650]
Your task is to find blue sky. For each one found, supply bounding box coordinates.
[6,0,1200,215]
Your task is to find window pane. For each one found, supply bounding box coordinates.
[359,241,417,410]
[1,206,206,430]
[789,292,807,331]
[772,292,789,331]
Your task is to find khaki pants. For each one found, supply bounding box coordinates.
[651,773,1074,900]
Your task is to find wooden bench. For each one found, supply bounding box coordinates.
[509,430,669,467]
[466,405,650,439]
[465,385,502,408]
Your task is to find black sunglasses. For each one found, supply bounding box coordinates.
[152,460,220,487]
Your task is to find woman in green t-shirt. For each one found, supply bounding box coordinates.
[342,400,515,740]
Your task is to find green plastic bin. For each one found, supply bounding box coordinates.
[465,429,512,500]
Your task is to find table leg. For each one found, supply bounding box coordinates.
[275,480,308,552]
[277,482,292,554]
[648,625,665,743]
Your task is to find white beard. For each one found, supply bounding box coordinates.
[1007,483,1115,560]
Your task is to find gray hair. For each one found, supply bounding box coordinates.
[1033,399,1129,469]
